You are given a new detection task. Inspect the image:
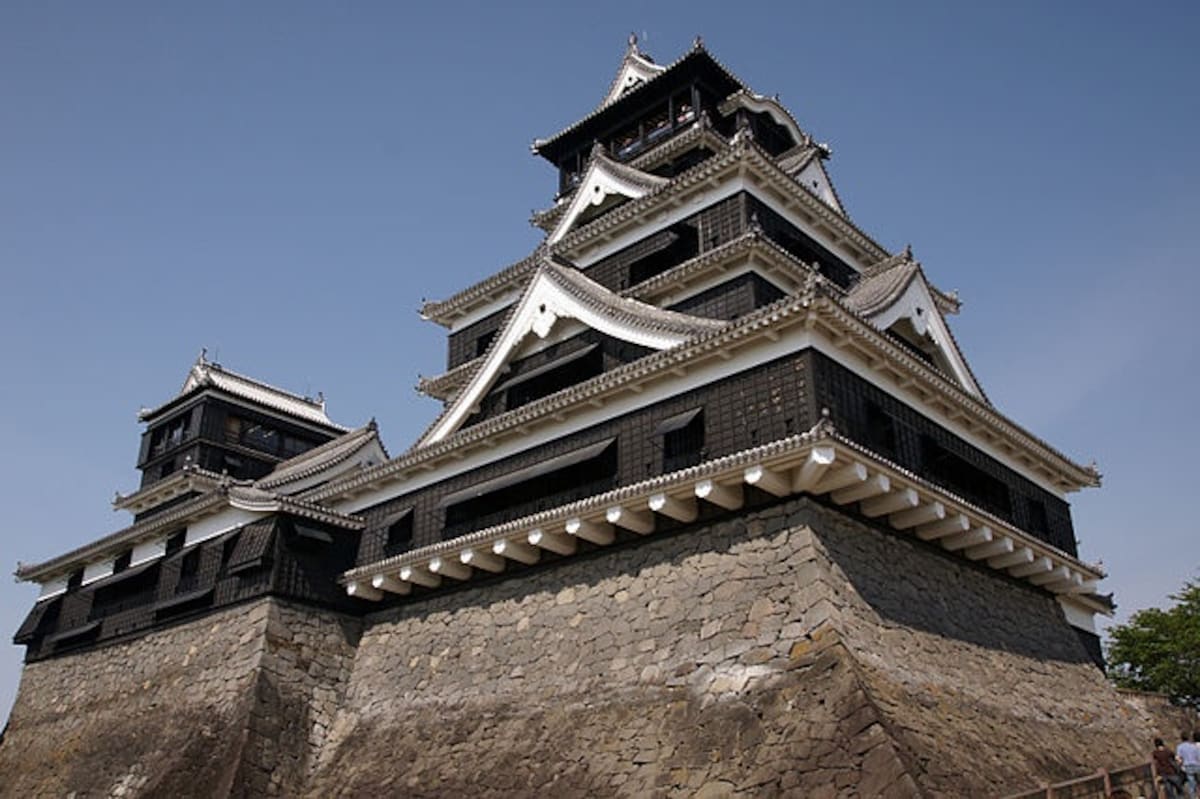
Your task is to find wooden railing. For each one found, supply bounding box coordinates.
[1003,759,1167,799]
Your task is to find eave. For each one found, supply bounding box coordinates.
[342,428,1103,603]
[532,43,747,164]
[531,124,729,234]
[417,358,477,401]
[312,289,1098,514]
[424,137,892,328]
[417,260,726,447]
[16,486,365,585]
[553,138,891,267]
[112,466,224,514]
[416,230,816,400]
[141,356,347,432]
[256,422,387,491]
[16,492,228,584]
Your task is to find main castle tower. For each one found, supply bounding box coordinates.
[2,39,1157,797]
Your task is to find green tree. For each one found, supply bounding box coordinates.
[1106,579,1200,710]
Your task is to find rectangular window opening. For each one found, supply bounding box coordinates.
[442,440,618,538]
[865,402,897,458]
[502,345,603,410]
[88,563,160,621]
[384,509,415,557]
[920,435,1011,517]
[661,408,705,473]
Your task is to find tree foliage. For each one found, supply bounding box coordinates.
[1106,580,1200,710]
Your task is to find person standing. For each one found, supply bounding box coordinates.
[1155,737,1185,798]
[1178,732,1200,799]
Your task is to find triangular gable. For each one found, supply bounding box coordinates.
[600,35,667,108]
[794,158,845,216]
[418,261,724,446]
[547,146,669,245]
[873,272,984,395]
[853,266,983,398]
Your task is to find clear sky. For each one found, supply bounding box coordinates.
[1,2,1197,724]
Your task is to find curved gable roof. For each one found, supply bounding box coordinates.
[599,36,667,108]
[417,259,725,446]
[845,253,984,398]
[141,352,346,431]
[257,422,388,492]
[547,145,669,245]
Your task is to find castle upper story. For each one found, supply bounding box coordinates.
[13,38,1111,665]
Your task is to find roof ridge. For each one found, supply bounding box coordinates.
[255,422,384,490]
[141,352,346,431]
[187,351,326,410]
[596,33,667,111]
[414,257,728,447]
[533,40,749,155]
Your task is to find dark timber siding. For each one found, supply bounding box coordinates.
[18,515,364,663]
[354,352,814,566]
[667,272,785,320]
[138,396,336,489]
[447,307,510,370]
[360,349,1077,570]
[442,191,860,374]
[807,351,1076,556]
[463,330,653,428]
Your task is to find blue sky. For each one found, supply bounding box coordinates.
[1,2,1197,723]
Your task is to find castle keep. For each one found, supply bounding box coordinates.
[1,39,1159,797]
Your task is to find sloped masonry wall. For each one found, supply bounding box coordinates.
[0,598,360,798]
[1,499,1166,797]
[304,499,1155,798]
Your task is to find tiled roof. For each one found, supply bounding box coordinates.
[596,35,667,110]
[531,124,727,234]
[628,122,727,172]
[551,137,887,263]
[417,359,476,401]
[111,466,226,513]
[420,250,542,327]
[15,478,364,583]
[343,422,1103,596]
[546,146,671,246]
[16,491,228,582]
[844,255,923,317]
[543,258,726,338]
[717,90,821,154]
[842,249,983,399]
[314,283,1100,511]
[775,144,821,175]
[415,258,727,446]
[256,422,388,491]
[416,230,818,399]
[140,352,347,431]
[427,135,892,327]
[532,40,748,157]
[584,143,670,191]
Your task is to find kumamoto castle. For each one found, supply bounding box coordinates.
[0,39,1182,797]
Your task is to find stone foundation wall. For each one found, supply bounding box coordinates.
[0,599,271,797]
[305,499,1151,797]
[0,598,360,799]
[1,499,1155,797]
[802,504,1149,793]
